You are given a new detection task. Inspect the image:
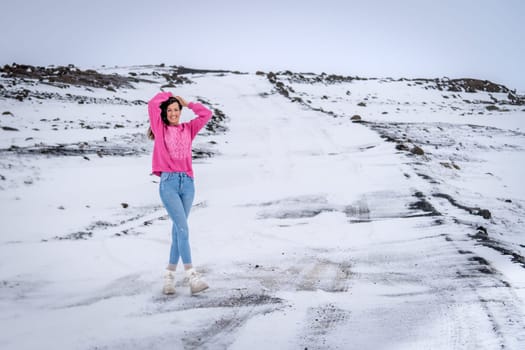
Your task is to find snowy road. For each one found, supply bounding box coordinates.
[1,68,524,349]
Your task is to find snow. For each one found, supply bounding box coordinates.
[1,67,524,349]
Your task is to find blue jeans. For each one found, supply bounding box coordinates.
[159,172,195,265]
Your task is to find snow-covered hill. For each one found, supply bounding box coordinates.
[1,63,524,349]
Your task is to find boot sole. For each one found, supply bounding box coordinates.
[163,288,176,295]
[191,285,209,295]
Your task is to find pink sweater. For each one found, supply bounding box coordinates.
[148,92,212,178]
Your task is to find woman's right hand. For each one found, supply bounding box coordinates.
[175,96,189,107]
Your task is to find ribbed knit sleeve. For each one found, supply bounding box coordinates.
[187,102,213,140]
[148,91,172,135]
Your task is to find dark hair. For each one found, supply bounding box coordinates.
[159,97,183,126]
[147,126,155,140]
[147,96,183,140]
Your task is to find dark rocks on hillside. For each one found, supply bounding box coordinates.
[350,115,362,122]
[2,126,19,131]
[399,77,525,104]
[1,63,136,90]
[277,87,289,98]
[171,66,243,75]
[266,73,295,99]
[433,78,519,98]
[469,227,525,267]
[448,78,507,93]
[476,209,492,220]
[433,193,491,219]
[160,72,192,86]
[2,87,146,104]
[207,108,228,133]
[409,192,441,216]
[196,97,229,134]
[1,140,146,157]
[160,83,176,89]
[287,71,366,85]
[440,162,460,170]
[54,231,93,240]
[192,149,214,159]
[410,146,424,155]
[10,88,31,101]
[395,143,409,151]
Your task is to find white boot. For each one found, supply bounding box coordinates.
[186,268,209,295]
[162,270,176,295]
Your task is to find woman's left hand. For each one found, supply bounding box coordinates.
[175,96,189,107]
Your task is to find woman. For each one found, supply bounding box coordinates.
[148,91,212,295]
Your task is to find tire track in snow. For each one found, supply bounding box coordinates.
[173,74,525,348]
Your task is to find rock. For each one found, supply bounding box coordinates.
[255,71,265,76]
[350,115,362,122]
[160,83,175,89]
[2,126,19,131]
[396,143,409,151]
[485,105,500,111]
[410,146,424,155]
[266,72,277,83]
[357,102,366,107]
[121,202,129,208]
[477,209,492,219]
[2,111,13,116]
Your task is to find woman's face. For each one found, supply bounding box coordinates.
[166,102,181,125]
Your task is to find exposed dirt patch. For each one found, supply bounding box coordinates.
[301,303,351,349]
[469,226,525,268]
[409,191,441,216]
[433,193,491,219]
[1,141,146,157]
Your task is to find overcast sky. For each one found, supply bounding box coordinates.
[1,0,524,92]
